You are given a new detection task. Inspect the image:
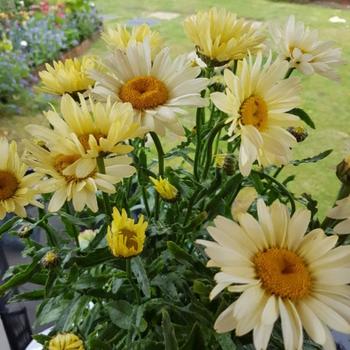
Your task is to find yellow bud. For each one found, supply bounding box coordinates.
[49,333,84,350]
[41,251,59,268]
[150,177,178,202]
[107,208,147,258]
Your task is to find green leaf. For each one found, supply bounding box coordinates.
[86,338,111,350]
[0,216,20,236]
[11,289,45,301]
[167,241,196,267]
[0,261,39,296]
[291,149,332,166]
[161,309,179,350]
[106,300,133,329]
[289,108,315,129]
[31,334,51,345]
[181,323,205,350]
[64,247,113,268]
[215,333,237,350]
[131,256,151,298]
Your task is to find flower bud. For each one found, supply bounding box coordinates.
[287,126,308,143]
[78,229,97,250]
[17,224,33,238]
[336,156,350,185]
[150,177,178,202]
[41,251,59,268]
[49,333,84,350]
[223,155,238,176]
[107,208,147,258]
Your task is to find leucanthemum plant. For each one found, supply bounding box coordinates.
[0,8,347,350]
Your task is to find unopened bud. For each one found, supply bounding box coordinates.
[223,155,238,176]
[288,126,308,143]
[17,224,33,238]
[41,251,59,268]
[336,156,350,185]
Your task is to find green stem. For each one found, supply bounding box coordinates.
[150,132,164,177]
[253,170,296,214]
[97,156,112,219]
[25,217,58,247]
[232,60,238,74]
[201,121,225,180]
[273,166,283,178]
[193,107,204,180]
[126,259,140,304]
[142,187,151,217]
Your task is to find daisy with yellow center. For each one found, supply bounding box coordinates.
[107,208,147,258]
[27,94,143,174]
[0,138,43,220]
[197,198,350,350]
[49,333,84,350]
[327,194,350,234]
[270,15,342,80]
[38,56,97,97]
[211,53,301,176]
[23,141,135,213]
[102,24,163,59]
[150,176,178,202]
[184,8,265,65]
[90,40,208,136]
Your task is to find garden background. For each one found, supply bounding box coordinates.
[0,0,349,218]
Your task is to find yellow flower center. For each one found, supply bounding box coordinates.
[54,154,81,174]
[240,96,268,131]
[119,76,169,110]
[121,229,138,251]
[0,170,18,200]
[78,133,105,151]
[254,248,312,300]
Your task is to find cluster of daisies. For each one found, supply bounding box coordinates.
[0,7,349,350]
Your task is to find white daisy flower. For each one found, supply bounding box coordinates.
[211,53,301,176]
[270,15,342,80]
[197,198,350,350]
[90,40,208,136]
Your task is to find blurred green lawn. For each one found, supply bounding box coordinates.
[89,0,350,217]
[1,0,348,218]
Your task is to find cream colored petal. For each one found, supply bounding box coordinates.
[253,323,273,350]
[286,208,311,250]
[306,296,350,333]
[214,302,237,333]
[278,298,303,350]
[256,199,275,246]
[48,188,67,212]
[238,213,268,251]
[312,267,350,285]
[270,199,289,247]
[333,219,350,235]
[261,295,279,325]
[297,301,326,345]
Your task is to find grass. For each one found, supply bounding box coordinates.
[1,0,349,217]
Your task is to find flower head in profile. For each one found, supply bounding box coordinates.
[38,56,97,97]
[197,199,350,350]
[231,187,257,220]
[327,194,350,234]
[184,8,265,65]
[270,15,342,80]
[78,229,98,250]
[23,141,135,213]
[90,40,208,136]
[150,176,178,202]
[28,94,144,167]
[107,208,147,258]
[211,53,301,176]
[0,138,43,220]
[102,24,163,59]
[49,333,84,350]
